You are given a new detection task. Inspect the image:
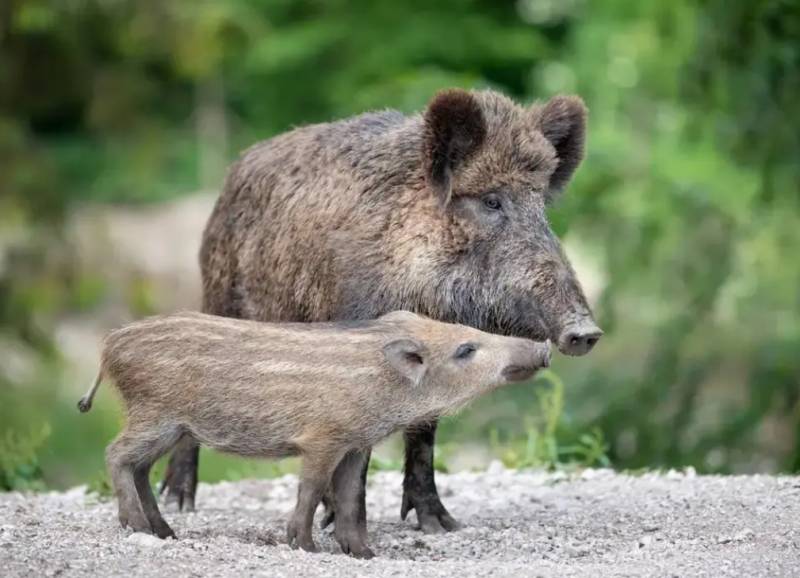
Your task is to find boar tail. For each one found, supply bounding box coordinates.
[77,367,104,413]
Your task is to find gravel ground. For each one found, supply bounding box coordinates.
[1,466,799,577]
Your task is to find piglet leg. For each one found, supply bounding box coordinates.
[287,450,345,553]
[329,449,374,559]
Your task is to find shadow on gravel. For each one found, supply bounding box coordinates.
[183,526,278,547]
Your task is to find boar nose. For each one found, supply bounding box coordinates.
[558,324,603,356]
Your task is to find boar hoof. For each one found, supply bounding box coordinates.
[160,472,196,513]
[418,511,461,534]
[160,443,199,512]
[401,493,461,533]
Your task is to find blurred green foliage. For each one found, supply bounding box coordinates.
[85,468,114,500]
[1,0,798,489]
[491,371,611,470]
[0,424,50,491]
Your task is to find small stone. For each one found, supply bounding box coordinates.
[638,535,654,548]
[486,460,505,475]
[581,468,613,480]
[717,528,754,544]
[412,539,429,549]
[126,532,167,548]
[563,544,590,558]
[643,524,661,533]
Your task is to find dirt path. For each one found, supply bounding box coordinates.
[1,467,798,577]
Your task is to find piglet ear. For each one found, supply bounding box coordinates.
[423,89,487,206]
[383,338,429,387]
[537,95,587,198]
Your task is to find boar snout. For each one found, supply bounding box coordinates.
[501,340,551,382]
[557,322,603,356]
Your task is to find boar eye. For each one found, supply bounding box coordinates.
[482,194,502,212]
[454,343,477,360]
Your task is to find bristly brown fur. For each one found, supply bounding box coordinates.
[183,87,601,539]
[199,89,597,344]
[535,95,588,196]
[423,89,488,205]
[92,311,549,556]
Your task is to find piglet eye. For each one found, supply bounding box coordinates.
[454,343,477,360]
[482,195,502,211]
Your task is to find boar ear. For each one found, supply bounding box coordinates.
[383,338,428,386]
[537,95,587,197]
[423,89,487,206]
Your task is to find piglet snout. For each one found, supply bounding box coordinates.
[501,340,551,382]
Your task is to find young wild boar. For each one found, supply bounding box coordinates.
[163,88,602,542]
[78,311,550,557]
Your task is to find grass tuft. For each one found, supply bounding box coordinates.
[0,424,51,491]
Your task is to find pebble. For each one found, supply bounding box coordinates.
[0,470,796,577]
[486,460,505,475]
[638,535,654,548]
[126,532,169,548]
[718,528,755,544]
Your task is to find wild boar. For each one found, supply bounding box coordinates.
[78,310,550,557]
[163,88,601,545]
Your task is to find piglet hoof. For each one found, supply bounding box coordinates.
[348,545,375,560]
[153,522,176,540]
[337,534,375,559]
[287,521,318,553]
[299,540,319,553]
[401,492,461,534]
[126,518,154,536]
[118,507,153,535]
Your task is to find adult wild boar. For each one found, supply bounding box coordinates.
[161,88,601,551]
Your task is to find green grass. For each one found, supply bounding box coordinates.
[86,468,114,500]
[490,370,611,471]
[0,424,51,491]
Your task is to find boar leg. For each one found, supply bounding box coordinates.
[402,421,460,533]
[329,449,374,559]
[160,435,199,512]
[287,451,344,553]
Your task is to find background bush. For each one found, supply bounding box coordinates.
[1,0,798,488]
